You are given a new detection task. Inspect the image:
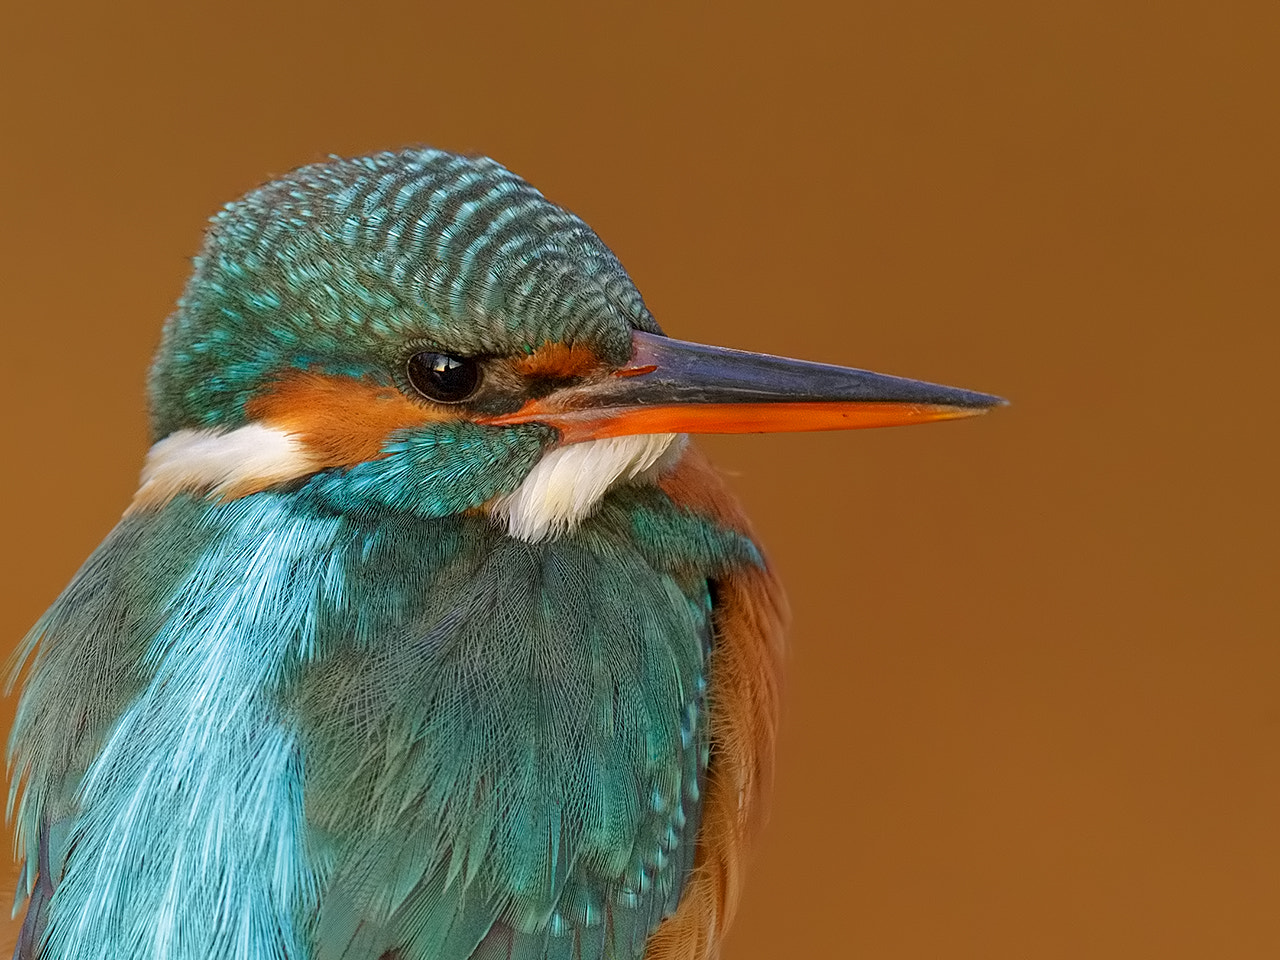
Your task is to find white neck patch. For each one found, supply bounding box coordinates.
[491,433,686,543]
[130,423,687,542]
[130,424,318,511]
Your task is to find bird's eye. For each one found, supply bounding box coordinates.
[405,352,482,403]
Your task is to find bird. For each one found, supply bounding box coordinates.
[5,147,1002,960]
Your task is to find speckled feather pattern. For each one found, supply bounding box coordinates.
[149,149,659,439]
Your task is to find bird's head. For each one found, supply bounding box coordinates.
[140,148,1001,540]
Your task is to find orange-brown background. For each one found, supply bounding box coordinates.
[2,1,1276,956]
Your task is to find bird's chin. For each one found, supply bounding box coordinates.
[488,432,688,543]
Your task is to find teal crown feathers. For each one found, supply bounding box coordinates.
[149,149,661,438]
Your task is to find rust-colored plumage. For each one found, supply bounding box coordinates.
[512,341,603,380]
[646,448,788,958]
[245,372,452,469]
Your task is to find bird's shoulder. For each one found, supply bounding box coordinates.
[292,466,762,960]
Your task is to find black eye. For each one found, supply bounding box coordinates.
[405,352,481,403]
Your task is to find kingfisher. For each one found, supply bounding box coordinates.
[6,148,1002,960]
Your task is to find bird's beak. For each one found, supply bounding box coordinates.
[482,330,1006,444]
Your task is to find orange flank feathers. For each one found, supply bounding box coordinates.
[646,448,788,960]
[245,371,454,469]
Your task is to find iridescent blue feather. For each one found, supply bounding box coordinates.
[10,483,755,960]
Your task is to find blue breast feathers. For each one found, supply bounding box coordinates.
[8,483,758,960]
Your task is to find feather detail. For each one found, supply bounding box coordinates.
[13,441,771,960]
[490,434,684,542]
[244,371,455,469]
[645,447,788,960]
[512,342,603,379]
[129,424,320,510]
[295,509,722,960]
[10,495,332,960]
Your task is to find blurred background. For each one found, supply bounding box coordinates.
[2,1,1276,956]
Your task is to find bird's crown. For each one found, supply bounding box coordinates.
[150,148,659,438]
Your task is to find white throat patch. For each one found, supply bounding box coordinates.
[129,423,687,542]
[491,433,686,543]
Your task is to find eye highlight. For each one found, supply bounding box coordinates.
[405,352,482,403]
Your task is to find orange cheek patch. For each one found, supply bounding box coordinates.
[512,341,602,380]
[245,372,453,468]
